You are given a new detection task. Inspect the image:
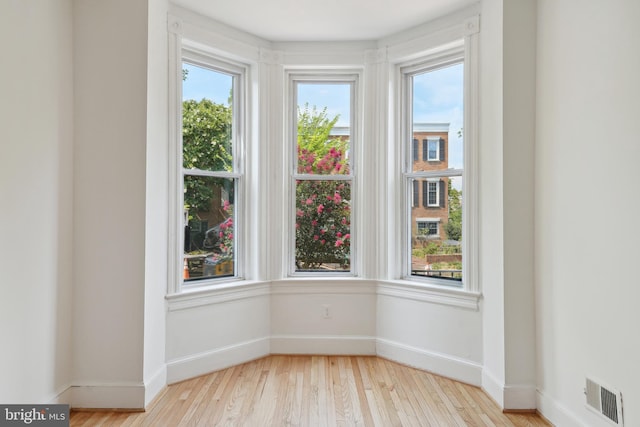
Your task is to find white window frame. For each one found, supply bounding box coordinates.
[286,71,359,277]
[426,179,439,207]
[397,37,478,292]
[168,40,248,294]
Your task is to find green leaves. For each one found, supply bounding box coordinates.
[182,99,232,172]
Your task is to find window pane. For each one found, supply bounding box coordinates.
[296,83,351,175]
[411,63,463,173]
[410,62,463,282]
[182,63,233,172]
[411,176,462,281]
[183,176,235,281]
[295,180,351,272]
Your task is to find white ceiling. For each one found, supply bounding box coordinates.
[172,0,477,42]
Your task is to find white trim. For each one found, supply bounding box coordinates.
[536,390,585,427]
[482,369,505,408]
[166,280,270,311]
[69,383,146,409]
[270,335,376,355]
[481,370,537,411]
[504,384,537,410]
[416,217,441,222]
[271,278,376,295]
[166,337,270,384]
[169,26,252,294]
[144,365,168,408]
[376,338,482,386]
[377,280,480,310]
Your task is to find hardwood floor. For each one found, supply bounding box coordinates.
[70,355,551,426]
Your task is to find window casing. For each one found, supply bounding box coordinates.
[288,73,358,276]
[401,51,468,286]
[173,49,246,290]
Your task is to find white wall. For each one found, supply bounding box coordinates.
[72,0,150,408]
[535,0,640,425]
[0,0,74,403]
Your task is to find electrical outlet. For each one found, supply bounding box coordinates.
[322,304,331,319]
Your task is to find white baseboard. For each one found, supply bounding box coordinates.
[482,369,536,410]
[49,367,165,409]
[270,335,376,355]
[144,365,167,408]
[70,383,146,409]
[376,338,482,386]
[166,337,270,384]
[537,390,586,427]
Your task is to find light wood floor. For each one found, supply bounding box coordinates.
[70,355,551,426]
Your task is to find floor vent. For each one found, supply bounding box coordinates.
[585,377,624,426]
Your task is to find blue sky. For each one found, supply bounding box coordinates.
[182,63,233,105]
[182,62,463,170]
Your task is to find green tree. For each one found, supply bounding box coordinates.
[295,106,351,270]
[445,180,462,241]
[182,98,232,212]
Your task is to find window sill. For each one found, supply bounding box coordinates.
[377,279,481,310]
[166,279,270,311]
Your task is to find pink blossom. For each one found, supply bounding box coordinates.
[317,204,324,214]
[333,192,342,203]
[296,209,304,217]
[335,239,344,247]
[223,200,230,211]
[313,235,319,240]
[341,217,347,225]
[320,239,326,245]
[344,234,350,239]
[306,198,313,205]
[337,232,343,238]
[311,220,318,226]
[295,223,299,229]
[228,233,233,239]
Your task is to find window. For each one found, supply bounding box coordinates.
[427,138,440,161]
[404,60,464,283]
[291,75,356,274]
[417,220,439,236]
[179,54,244,285]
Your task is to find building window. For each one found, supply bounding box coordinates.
[405,60,464,283]
[417,220,439,236]
[427,138,439,161]
[179,54,245,285]
[291,75,356,274]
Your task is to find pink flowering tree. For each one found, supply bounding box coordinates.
[211,199,234,263]
[295,106,351,270]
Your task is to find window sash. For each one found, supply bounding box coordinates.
[177,52,246,289]
[289,74,358,276]
[402,55,466,286]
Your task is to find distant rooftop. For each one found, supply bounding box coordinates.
[329,123,450,136]
[413,123,450,132]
